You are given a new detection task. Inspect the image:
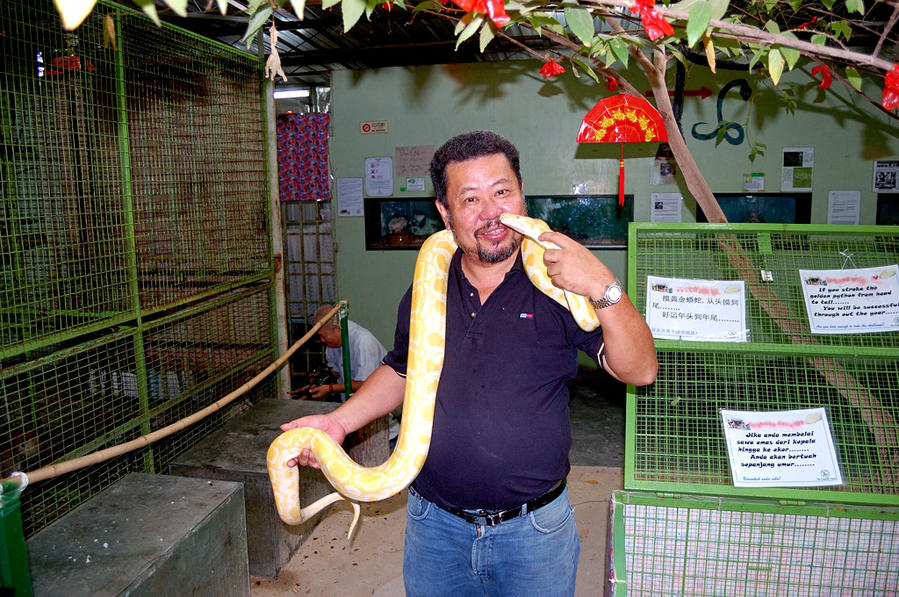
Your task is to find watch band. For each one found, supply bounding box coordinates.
[589,279,623,309]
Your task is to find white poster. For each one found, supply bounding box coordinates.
[649,193,683,222]
[721,408,843,488]
[799,265,899,334]
[364,156,393,197]
[827,190,861,225]
[645,276,748,341]
[782,147,814,191]
[336,177,363,216]
[873,160,899,192]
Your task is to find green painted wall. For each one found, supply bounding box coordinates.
[328,60,899,346]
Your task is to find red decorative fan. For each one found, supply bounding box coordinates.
[576,94,668,205]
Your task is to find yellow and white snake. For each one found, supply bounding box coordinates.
[266,214,600,537]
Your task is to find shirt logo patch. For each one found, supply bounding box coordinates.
[519,313,534,319]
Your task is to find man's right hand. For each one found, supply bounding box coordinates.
[279,414,349,469]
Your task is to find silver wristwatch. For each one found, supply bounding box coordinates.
[589,279,623,309]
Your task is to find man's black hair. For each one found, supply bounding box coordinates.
[429,131,522,206]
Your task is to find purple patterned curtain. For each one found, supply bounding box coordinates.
[276,113,330,202]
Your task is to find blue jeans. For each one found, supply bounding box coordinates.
[403,484,580,597]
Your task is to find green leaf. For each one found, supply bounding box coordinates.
[821,0,835,9]
[163,0,188,17]
[342,0,366,31]
[216,0,228,14]
[686,2,711,47]
[570,56,600,83]
[748,49,763,72]
[322,0,340,9]
[778,33,800,70]
[564,6,595,47]
[479,21,495,51]
[528,14,568,36]
[763,0,777,11]
[767,47,784,85]
[134,0,161,26]
[287,0,307,17]
[788,0,801,12]
[669,46,688,69]
[764,20,780,35]
[810,33,827,45]
[609,37,629,68]
[845,0,864,13]
[708,0,729,21]
[412,1,443,12]
[667,0,703,13]
[845,66,862,91]
[241,5,271,42]
[456,15,484,49]
[830,21,851,41]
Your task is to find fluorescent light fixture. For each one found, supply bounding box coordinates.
[273,88,310,99]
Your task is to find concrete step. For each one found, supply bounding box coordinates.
[26,472,248,597]
[169,398,388,579]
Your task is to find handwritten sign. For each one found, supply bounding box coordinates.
[799,265,899,334]
[395,145,434,178]
[721,408,843,487]
[645,276,748,341]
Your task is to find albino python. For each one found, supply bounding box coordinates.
[266,213,601,538]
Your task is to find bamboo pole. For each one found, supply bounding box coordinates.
[1,302,346,490]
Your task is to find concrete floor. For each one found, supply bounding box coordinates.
[252,372,626,597]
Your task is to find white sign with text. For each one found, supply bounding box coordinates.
[799,265,899,334]
[721,408,843,488]
[645,276,748,341]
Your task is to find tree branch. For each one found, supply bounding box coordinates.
[581,0,897,72]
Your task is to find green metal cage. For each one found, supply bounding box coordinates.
[1,0,275,537]
[626,223,899,505]
[609,490,899,596]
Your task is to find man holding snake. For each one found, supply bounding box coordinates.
[281,130,657,596]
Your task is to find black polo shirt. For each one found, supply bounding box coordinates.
[383,249,604,511]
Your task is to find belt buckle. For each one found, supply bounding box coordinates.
[484,510,506,526]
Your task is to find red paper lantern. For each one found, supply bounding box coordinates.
[576,94,668,205]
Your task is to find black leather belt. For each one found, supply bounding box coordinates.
[437,479,567,527]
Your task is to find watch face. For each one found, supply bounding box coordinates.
[607,283,623,302]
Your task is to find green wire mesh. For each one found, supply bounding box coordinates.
[1,1,274,537]
[1,288,274,537]
[1,0,268,355]
[627,224,899,504]
[609,491,899,596]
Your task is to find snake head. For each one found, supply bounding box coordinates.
[499,213,557,250]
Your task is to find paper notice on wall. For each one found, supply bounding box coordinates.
[782,147,813,191]
[721,408,843,488]
[364,156,393,197]
[799,265,899,334]
[873,160,899,192]
[645,276,748,341]
[650,193,682,222]
[336,177,363,216]
[395,145,434,178]
[827,190,861,225]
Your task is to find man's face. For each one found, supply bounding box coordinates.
[317,326,341,348]
[435,152,525,264]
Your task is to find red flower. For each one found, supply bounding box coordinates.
[453,0,510,27]
[539,59,566,78]
[630,0,672,40]
[605,77,619,91]
[811,65,831,90]
[381,1,393,8]
[883,65,899,111]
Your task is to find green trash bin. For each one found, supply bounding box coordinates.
[1,475,32,597]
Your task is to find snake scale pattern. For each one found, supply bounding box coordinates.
[266,214,600,537]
